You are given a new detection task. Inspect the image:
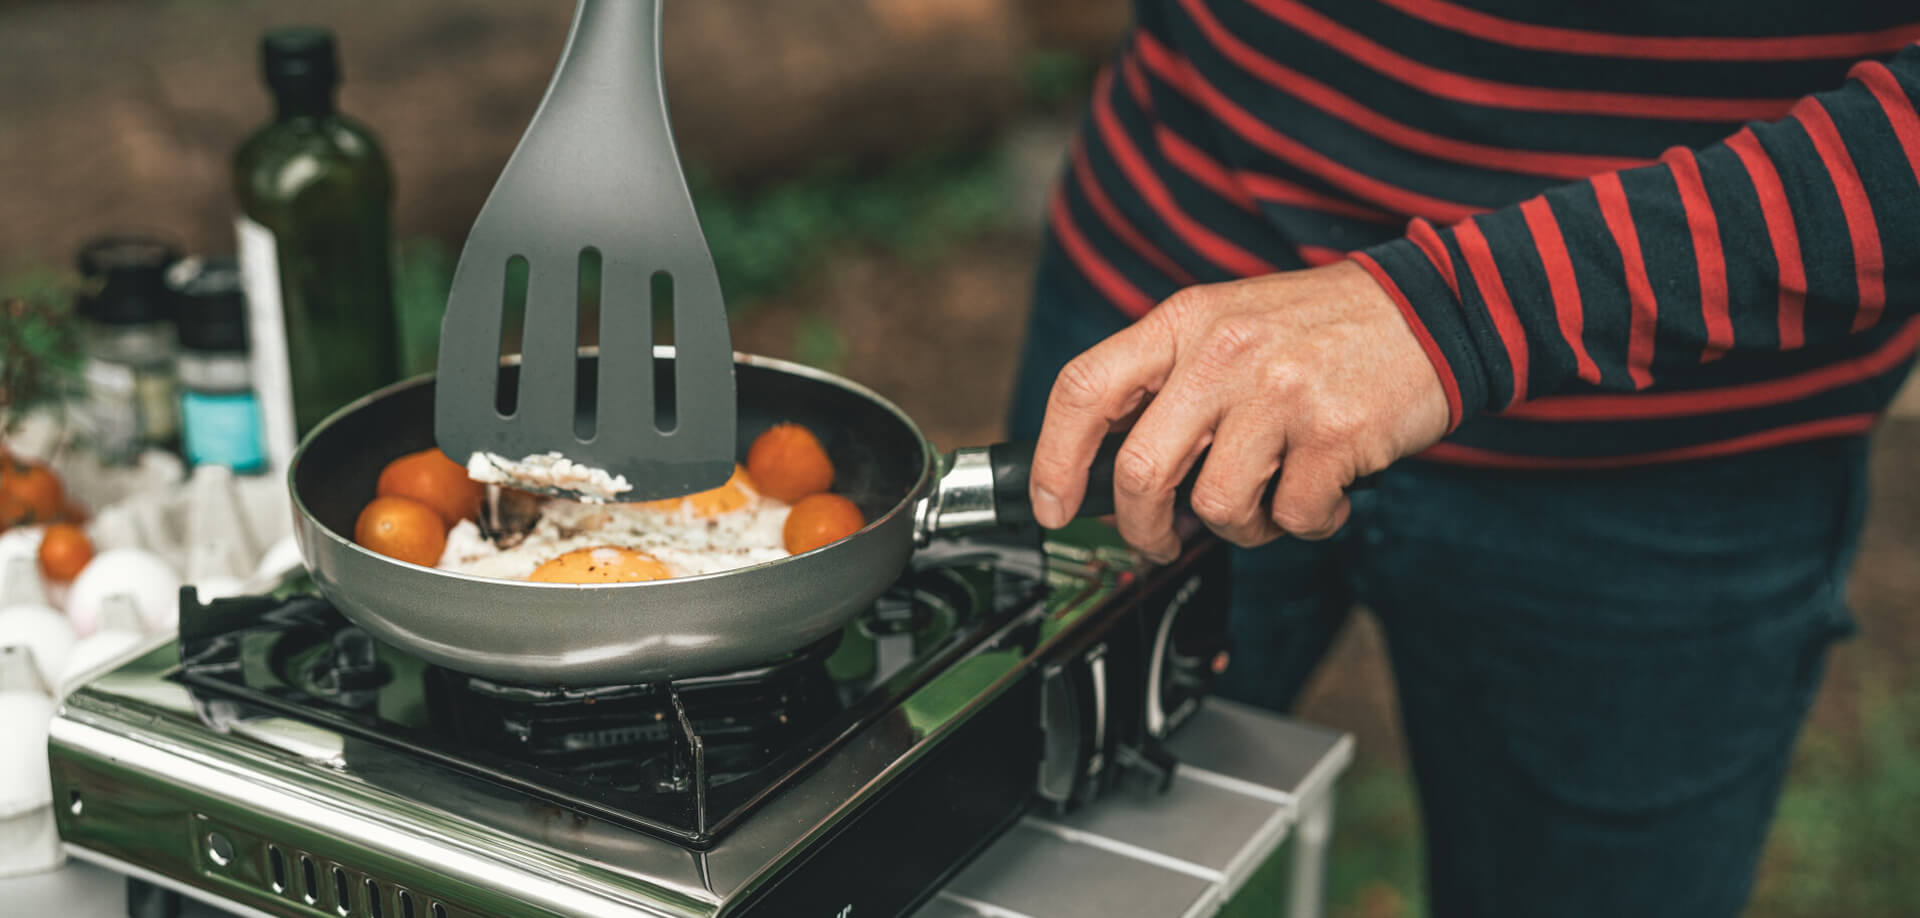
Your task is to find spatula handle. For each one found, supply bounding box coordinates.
[539,0,670,146]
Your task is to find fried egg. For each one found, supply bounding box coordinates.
[528,546,672,583]
[437,465,792,582]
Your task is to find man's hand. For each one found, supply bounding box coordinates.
[1028,260,1451,561]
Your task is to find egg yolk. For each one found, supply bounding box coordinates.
[631,465,758,517]
[528,546,672,583]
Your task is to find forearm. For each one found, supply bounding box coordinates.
[1353,43,1920,427]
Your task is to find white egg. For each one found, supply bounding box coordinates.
[85,502,145,554]
[0,605,76,686]
[65,548,181,637]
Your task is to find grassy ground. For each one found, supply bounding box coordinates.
[1750,684,1920,917]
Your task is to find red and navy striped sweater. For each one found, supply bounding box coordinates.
[1048,0,1920,468]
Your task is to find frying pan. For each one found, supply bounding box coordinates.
[290,351,1117,685]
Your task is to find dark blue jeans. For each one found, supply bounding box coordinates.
[1008,240,1865,918]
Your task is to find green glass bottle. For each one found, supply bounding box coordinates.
[232,26,399,473]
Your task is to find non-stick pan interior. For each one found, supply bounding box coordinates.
[294,356,930,544]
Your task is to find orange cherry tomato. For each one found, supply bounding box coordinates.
[37,522,94,582]
[354,496,449,567]
[377,448,484,527]
[747,423,834,503]
[0,460,64,523]
[0,494,33,532]
[782,493,866,555]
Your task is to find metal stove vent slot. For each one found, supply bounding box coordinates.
[195,816,469,918]
[333,866,353,915]
[300,854,318,906]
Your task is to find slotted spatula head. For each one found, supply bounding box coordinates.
[435,0,735,502]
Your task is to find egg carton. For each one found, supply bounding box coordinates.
[0,443,302,876]
[0,645,59,878]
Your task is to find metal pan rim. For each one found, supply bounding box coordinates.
[287,347,937,591]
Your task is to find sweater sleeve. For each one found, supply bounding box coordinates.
[1349,43,1920,429]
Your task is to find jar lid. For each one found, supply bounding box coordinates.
[75,235,181,326]
[167,256,250,353]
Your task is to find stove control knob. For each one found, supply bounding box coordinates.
[1145,563,1231,740]
[1034,660,1085,808]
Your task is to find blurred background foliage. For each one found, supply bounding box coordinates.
[1,1,1915,915]
[379,143,1024,378]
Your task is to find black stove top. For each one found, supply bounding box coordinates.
[53,523,1239,918]
[172,537,1058,848]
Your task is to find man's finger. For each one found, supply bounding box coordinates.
[1029,315,1179,527]
[1187,406,1286,547]
[1110,365,1221,562]
[1270,449,1352,541]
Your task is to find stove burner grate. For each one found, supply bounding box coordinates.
[433,631,845,789]
[169,543,1050,848]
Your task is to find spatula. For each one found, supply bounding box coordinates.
[434,0,735,502]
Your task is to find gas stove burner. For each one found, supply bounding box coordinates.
[296,628,391,709]
[452,629,843,704]
[434,631,845,788]
[859,585,958,688]
[163,539,1057,847]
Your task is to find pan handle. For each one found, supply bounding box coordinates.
[986,437,1121,524]
[982,435,1379,526]
[918,436,1379,541]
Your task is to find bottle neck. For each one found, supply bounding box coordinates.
[273,86,336,120]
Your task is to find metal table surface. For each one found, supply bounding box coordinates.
[918,698,1353,918]
[8,699,1352,918]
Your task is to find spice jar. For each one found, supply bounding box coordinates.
[74,236,182,464]
[167,257,265,473]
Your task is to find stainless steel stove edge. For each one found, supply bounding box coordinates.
[45,533,1134,918]
[65,843,301,918]
[51,687,717,918]
[45,613,1081,918]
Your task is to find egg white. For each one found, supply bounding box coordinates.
[437,484,792,582]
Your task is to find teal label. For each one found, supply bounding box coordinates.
[182,391,266,472]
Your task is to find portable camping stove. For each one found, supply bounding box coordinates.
[49,521,1231,918]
